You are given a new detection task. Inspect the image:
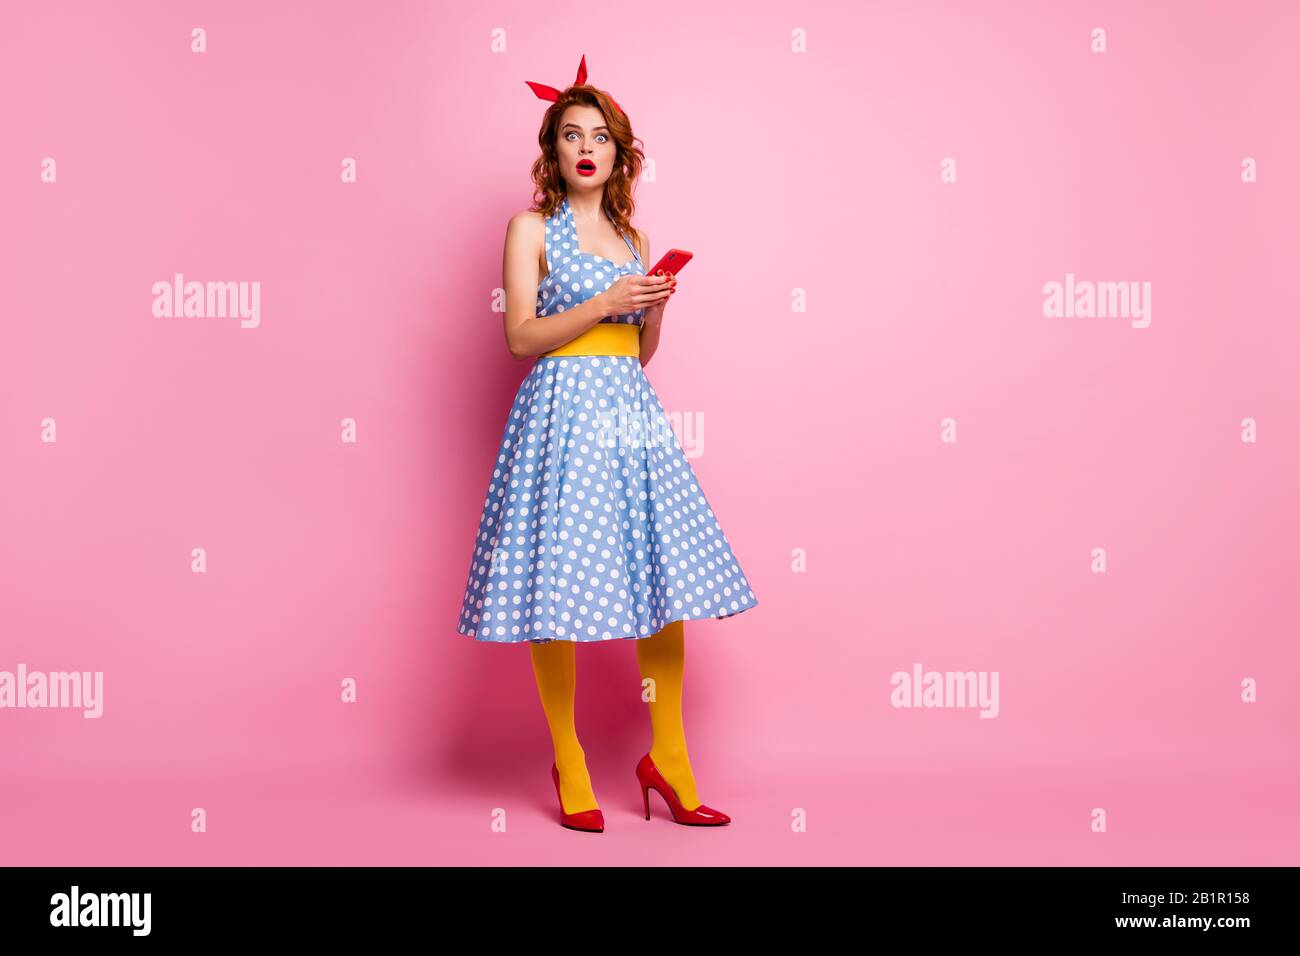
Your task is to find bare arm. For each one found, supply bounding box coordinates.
[634,228,673,367]
[502,212,609,360]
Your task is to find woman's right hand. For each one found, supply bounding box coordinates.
[598,274,675,318]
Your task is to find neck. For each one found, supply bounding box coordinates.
[566,189,605,221]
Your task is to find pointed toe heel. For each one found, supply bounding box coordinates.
[635,753,731,826]
[552,762,604,832]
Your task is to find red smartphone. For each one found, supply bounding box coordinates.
[644,248,693,279]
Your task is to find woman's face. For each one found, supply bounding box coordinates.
[555,104,616,189]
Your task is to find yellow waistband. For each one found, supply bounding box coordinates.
[541,322,640,358]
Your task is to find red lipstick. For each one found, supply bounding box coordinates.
[576,159,597,176]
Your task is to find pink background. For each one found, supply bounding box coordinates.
[3,0,1297,865]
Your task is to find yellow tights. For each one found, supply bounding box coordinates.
[529,619,701,814]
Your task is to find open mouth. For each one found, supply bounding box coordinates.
[577,160,597,174]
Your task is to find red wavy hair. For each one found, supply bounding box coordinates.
[528,85,646,247]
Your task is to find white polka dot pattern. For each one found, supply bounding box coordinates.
[456,196,758,643]
[534,193,646,326]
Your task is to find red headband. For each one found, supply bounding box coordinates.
[525,54,624,116]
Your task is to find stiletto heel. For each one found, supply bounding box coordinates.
[552,763,604,832]
[635,753,731,826]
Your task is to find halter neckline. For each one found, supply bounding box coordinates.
[561,194,641,269]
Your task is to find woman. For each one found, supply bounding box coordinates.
[455,55,758,832]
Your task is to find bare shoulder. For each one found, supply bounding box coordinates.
[505,209,548,267]
[632,227,649,262]
[508,208,546,238]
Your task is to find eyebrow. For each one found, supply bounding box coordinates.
[561,123,609,132]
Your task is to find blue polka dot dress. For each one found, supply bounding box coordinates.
[456,193,759,643]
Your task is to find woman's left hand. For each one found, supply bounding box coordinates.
[641,274,677,324]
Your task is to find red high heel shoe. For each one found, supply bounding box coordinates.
[551,763,604,833]
[636,753,731,826]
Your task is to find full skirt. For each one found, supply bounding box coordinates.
[456,355,758,643]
